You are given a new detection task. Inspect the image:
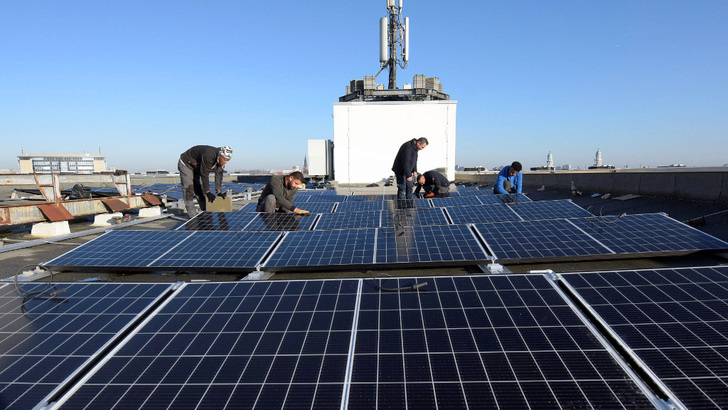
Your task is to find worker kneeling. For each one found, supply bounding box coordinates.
[256,171,310,215]
[415,170,451,198]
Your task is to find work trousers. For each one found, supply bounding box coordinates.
[396,174,414,200]
[256,194,293,213]
[178,158,206,218]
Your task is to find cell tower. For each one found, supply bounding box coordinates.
[379,0,409,89]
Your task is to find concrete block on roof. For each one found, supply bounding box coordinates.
[139,206,163,217]
[91,212,123,226]
[675,172,722,202]
[31,221,70,238]
[638,173,676,197]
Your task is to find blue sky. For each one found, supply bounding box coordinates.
[2,1,726,172]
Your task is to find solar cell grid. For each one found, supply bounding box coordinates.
[56,280,360,410]
[298,195,349,203]
[510,199,592,220]
[0,283,171,410]
[562,266,728,409]
[242,213,317,231]
[44,230,194,268]
[430,196,484,207]
[473,219,613,261]
[350,275,656,409]
[177,212,257,231]
[263,229,377,269]
[314,210,382,230]
[573,213,728,254]
[445,204,522,224]
[376,225,490,265]
[149,231,282,270]
[382,207,450,227]
[335,201,391,213]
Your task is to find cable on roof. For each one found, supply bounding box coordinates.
[14,264,66,300]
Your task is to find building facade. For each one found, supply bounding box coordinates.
[18,154,106,174]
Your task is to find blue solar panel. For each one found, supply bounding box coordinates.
[510,199,593,220]
[561,266,728,409]
[345,195,390,201]
[242,213,317,231]
[573,213,728,254]
[148,231,283,270]
[335,201,391,213]
[44,230,194,268]
[48,276,659,409]
[382,207,450,227]
[0,282,172,410]
[237,202,259,212]
[394,198,432,208]
[239,202,336,213]
[376,225,490,265]
[263,229,377,269]
[177,211,258,230]
[298,195,349,203]
[44,230,282,271]
[55,280,360,409]
[445,204,522,224]
[351,275,656,408]
[473,219,613,261]
[430,196,485,207]
[315,211,382,230]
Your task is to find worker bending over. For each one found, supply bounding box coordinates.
[257,171,310,215]
[493,161,523,194]
[391,137,428,200]
[415,170,451,198]
[178,145,232,218]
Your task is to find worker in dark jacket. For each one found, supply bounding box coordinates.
[415,170,451,198]
[256,171,310,214]
[178,145,232,218]
[391,137,428,200]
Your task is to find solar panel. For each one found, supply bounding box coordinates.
[375,225,490,265]
[561,266,728,409]
[350,275,657,408]
[242,213,317,231]
[0,282,172,410]
[473,219,613,262]
[43,230,282,271]
[263,229,378,269]
[335,201,391,213]
[345,195,390,201]
[148,231,283,270]
[54,280,361,409]
[239,202,336,213]
[382,207,450,227]
[177,211,258,231]
[314,211,382,230]
[573,213,728,255]
[509,199,593,220]
[44,230,195,269]
[49,276,659,409]
[430,196,484,207]
[298,195,349,203]
[445,204,522,224]
[394,198,432,209]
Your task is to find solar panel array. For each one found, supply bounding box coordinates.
[560,266,728,409]
[0,282,172,410]
[35,275,667,409]
[6,268,728,408]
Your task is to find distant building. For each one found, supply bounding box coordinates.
[18,153,106,174]
[588,148,615,169]
[531,151,555,171]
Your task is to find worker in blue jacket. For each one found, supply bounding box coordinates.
[493,161,523,194]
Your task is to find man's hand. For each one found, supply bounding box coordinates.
[205,192,216,203]
[294,208,310,216]
[218,191,226,199]
[406,176,412,182]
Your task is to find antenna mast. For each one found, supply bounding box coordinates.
[380,0,409,89]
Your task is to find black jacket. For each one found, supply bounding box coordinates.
[414,170,449,195]
[391,139,419,177]
[179,145,224,194]
[257,175,298,211]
